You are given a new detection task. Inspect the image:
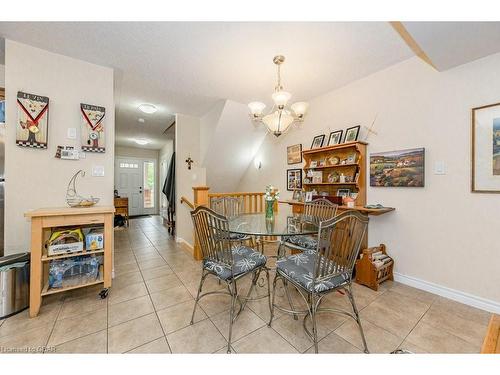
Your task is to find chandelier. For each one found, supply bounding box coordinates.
[248,55,308,137]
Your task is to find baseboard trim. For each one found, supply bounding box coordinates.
[175,237,194,251]
[394,272,500,314]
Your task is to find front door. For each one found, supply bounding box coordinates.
[115,158,143,216]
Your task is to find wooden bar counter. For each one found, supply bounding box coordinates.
[279,199,395,216]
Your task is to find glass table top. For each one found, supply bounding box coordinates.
[227,206,320,237]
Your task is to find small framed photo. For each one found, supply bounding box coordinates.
[328,130,343,146]
[287,144,302,165]
[287,169,303,191]
[304,191,313,202]
[292,189,302,201]
[336,188,351,197]
[344,125,361,143]
[346,153,357,164]
[309,160,318,168]
[311,134,325,149]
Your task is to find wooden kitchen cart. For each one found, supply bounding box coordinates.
[25,206,115,318]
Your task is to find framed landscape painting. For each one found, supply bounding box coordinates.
[472,102,500,193]
[370,148,425,187]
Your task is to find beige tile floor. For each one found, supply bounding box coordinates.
[0,216,491,354]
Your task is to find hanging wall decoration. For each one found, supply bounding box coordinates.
[472,102,500,192]
[16,91,49,149]
[81,103,105,153]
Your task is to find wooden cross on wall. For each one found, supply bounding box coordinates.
[363,114,379,141]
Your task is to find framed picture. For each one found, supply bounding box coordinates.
[336,188,351,197]
[344,125,361,143]
[304,191,313,202]
[287,144,302,164]
[328,130,343,146]
[16,91,49,149]
[287,169,303,191]
[81,103,106,153]
[472,102,500,193]
[370,148,425,187]
[292,189,302,201]
[311,134,325,149]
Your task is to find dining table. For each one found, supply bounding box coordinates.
[227,204,320,239]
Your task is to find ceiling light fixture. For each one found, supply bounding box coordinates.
[134,139,150,146]
[138,118,145,123]
[138,103,157,114]
[248,55,308,137]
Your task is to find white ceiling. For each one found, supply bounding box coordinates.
[402,22,500,71]
[0,22,414,149]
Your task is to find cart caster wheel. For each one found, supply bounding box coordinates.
[99,288,109,299]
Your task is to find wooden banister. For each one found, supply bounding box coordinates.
[180,196,195,210]
[482,314,500,353]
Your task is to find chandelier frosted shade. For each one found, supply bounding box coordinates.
[248,102,266,116]
[249,55,308,137]
[291,102,309,117]
[262,111,294,136]
[272,91,292,107]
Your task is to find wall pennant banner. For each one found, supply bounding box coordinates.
[81,103,106,153]
[16,91,49,149]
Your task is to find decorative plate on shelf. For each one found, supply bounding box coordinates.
[328,156,340,165]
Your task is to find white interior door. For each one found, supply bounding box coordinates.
[115,157,157,216]
[115,158,143,216]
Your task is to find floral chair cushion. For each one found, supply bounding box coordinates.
[276,252,349,293]
[203,245,266,280]
[282,235,318,252]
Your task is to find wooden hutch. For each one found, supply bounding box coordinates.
[282,141,393,214]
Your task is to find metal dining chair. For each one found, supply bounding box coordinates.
[281,198,338,254]
[210,196,255,246]
[190,206,271,353]
[269,210,369,354]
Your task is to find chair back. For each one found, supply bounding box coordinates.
[304,198,338,222]
[223,196,244,218]
[209,196,244,218]
[210,196,226,215]
[191,206,232,267]
[313,210,368,283]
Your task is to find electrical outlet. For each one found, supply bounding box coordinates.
[92,165,105,177]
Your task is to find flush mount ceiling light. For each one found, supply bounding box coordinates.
[248,55,308,137]
[134,139,150,145]
[138,103,157,114]
[138,118,145,123]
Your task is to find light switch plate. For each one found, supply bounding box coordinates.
[92,165,105,177]
[67,128,77,139]
[434,161,446,175]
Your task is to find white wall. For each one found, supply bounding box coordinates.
[175,113,206,248]
[238,55,500,307]
[4,40,115,255]
[0,64,5,87]
[200,100,267,192]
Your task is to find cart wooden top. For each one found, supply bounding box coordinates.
[25,206,115,218]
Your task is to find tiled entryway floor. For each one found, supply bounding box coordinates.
[0,216,491,354]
